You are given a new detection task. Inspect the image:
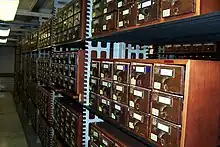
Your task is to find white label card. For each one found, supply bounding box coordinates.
[129,101,134,107]
[106,15,111,20]
[93,131,98,137]
[104,8,107,13]
[103,64,108,68]
[154,82,161,89]
[115,104,121,110]
[123,9,129,15]
[134,90,143,97]
[103,25,107,30]
[139,14,145,20]
[101,73,104,78]
[133,113,142,121]
[92,63,97,68]
[117,65,124,70]
[136,66,145,73]
[130,78,136,85]
[91,79,96,84]
[118,1,122,7]
[113,94,117,100]
[116,85,123,91]
[101,99,107,104]
[152,108,159,116]
[142,1,151,8]
[151,133,158,142]
[157,123,170,133]
[94,4,100,8]
[102,81,108,87]
[159,96,171,105]
[163,9,171,17]
[129,122,134,129]
[119,21,123,27]
[113,75,117,80]
[160,69,173,77]
[102,139,108,146]
[111,113,116,119]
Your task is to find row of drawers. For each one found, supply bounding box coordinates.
[51,64,77,77]
[90,95,181,147]
[91,60,185,95]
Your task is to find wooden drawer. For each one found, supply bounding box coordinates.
[102,12,118,32]
[118,4,137,29]
[153,64,185,95]
[117,0,135,8]
[112,83,129,105]
[91,60,100,78]
[131,62,152,89]
[103,0,117,13]
[92,17,103,35]
[113,62,130,84]
[151,90,183,124]
[127,109,149,139]
[100,61,113,80]
[161,0,195,18]
[90,78,99,94]
[129,86,151,113]
[89,93,99,110]
[99,80,112,99]
[98,97,111,116]
[203,43,217,53]
[137,0,160,25]
[90,126,101,145]
[149,116,181,147]
[110,101,128,125]
[100,134,115,147]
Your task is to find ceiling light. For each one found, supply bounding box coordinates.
[0,38,8,44]
[0,28,10,37]
[0,0,20,21]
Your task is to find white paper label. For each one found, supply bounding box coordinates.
[131,78,136,85]
[129,122,134,129]
[142,1,151,8]
[101,99,107,104]
[115,104,121,110]
[102,139,108,146]
[92,63,97,67]
[107,0,112,2]
[104,8,107,13]
[152,108,159,116]
[101,73,104,78]
[99,106,102,111]
[91,79,96,84]
[93,131,98,137]
[118,1,122,7]
[103,64,108,68]
[159,96,171,105]
[119,21,123,27]
[154,82,161,89]
[106,15,111,20]
[116,85,123,91]
[133,113,142,121]
[71,80,74,83]
[157,123,170,133]
[94,4,100,8]
[139,14,145,20]
[113,75,117,80]
[150,49,154,54]
[136,66,145,73]
[129,101,134,107]
[160,69,173,77]
[117,65,124,70]
[100,90,103,95]
[123,9,129,15]
[134,90,143,97]
[151,133,158,142]
[111,113,116,119]
[92,28,94,33]
[113,94,117,100]
[102,81,108,86]
[103,25,107,30]
[163,9,171,17]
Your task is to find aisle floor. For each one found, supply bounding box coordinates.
[0,92,27,147]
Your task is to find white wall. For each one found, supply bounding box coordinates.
[0,46,15,73]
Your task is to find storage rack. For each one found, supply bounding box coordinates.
[14,0,220,147]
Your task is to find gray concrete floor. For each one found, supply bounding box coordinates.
[0,92,27,147]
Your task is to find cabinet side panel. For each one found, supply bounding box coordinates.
[182,61,220,147]
[201,0,220,14]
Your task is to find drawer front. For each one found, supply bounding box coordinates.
[69,65,77,77]
[68,78,77,92]
[90,126,100,145]
[100,134,115,147]
[100,80,112,99]
[153,64,185,95]
[203,43,216,52]
[98,97,111,116]
[182,44,193,52]
[93,1,104,18]
[128,109,149,138]
[192,44,204,53]
[151,91,183,124]
[91,61,100,78]
[161,0,195,18]
[100,61,113,80]
[131,63,152,89]
[110,102,128,125]
[92,17,103,35]
[112,83,129,104]
[90,78,99,94]
[103,0,117,13]
[102,12,118,32]
[113,62,130,84]
[118,4,137,28]
[137,0,160,24]
[73,25,81,40]
[129,87,151,113]
[89,93,99,110]
[117,0,135,8]
[150,117,181,147]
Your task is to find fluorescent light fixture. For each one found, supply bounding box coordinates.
[0,38,7,44]
[0,0,20,21]
[0,28,10,37]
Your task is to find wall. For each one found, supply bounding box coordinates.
[0,46,15,92]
